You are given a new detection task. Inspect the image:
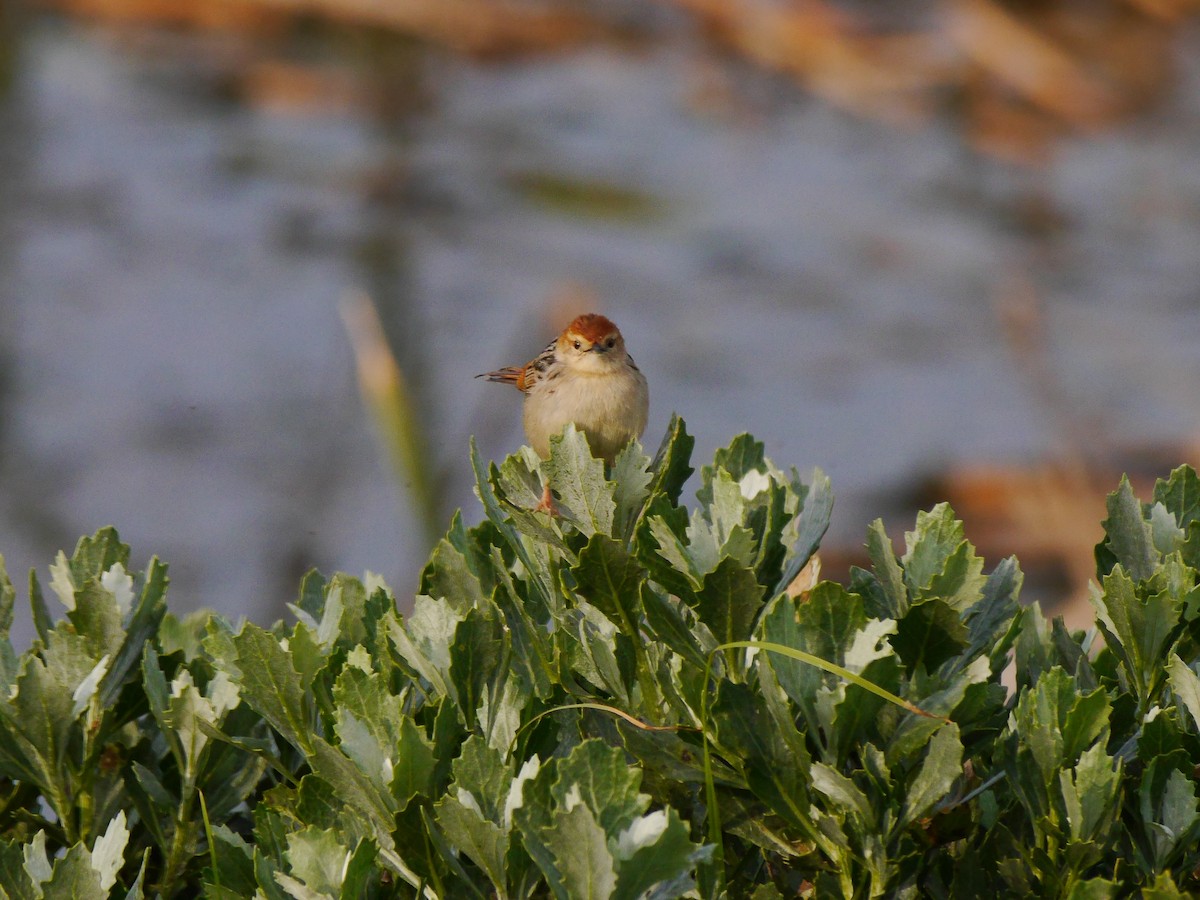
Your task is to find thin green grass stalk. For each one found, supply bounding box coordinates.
[199,789,218,891]
[696,639,947,895]
[341,290,440,548]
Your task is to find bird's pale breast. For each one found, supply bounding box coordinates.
[523,366,648,465]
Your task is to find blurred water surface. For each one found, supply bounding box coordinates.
[1,13,1199,643]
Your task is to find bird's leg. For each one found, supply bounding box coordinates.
[535,479,558,516]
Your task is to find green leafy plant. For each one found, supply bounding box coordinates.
[0,417,1199,898]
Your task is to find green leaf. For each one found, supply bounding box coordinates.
[449,736,509,823]
[962,556,1023,671]
[1099,476,1157,582]
[1140,765,1200,869]
[101,557,168,710]
[543,803,617,900]
[864,519,907,618]
[435,792,508,892]
[773,468,833,596]
[0,554,15,638]
[470,438,552,606]
[1154,466,1200,532]
[449,606,506,722]
[713,682,811,829]
[611,440,653,541]
[641,588,709,673]
[422,535,487,614]
[922,540,986,612]
[692,557,764,650]
[0,840,37,900]
[1093,566,1181,702]
[1060,743,1121,844]
[900,722,962,827]
[1167,655,1200,732]
[891,599,969,672]
[553,740,648,836]
[544,424,616,537]
[1064,878,1117,900]
[645,513,701,591]
[901,504,965,594]
[812,762,873,825]
[42,844,105,898]
[645,414,695,507]
[392,595,461,699]
[1142,871,1192,899]
[228,623,314,754]
[284,827,350,895]
[699,433,766,504]
[573,535,646,640]
[760,583,871,718]
[612,807,703,900]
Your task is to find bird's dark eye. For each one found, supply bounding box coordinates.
[605,337,616,348]
[573,340,581,350]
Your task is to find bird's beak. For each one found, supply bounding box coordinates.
[588,343,608,353]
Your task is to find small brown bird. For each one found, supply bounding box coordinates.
[479,313,649,511]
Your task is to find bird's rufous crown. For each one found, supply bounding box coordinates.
[565,313,619,343]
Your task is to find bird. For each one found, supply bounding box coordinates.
[478,312,649,512]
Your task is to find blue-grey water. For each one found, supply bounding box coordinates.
[2,14,1199,646]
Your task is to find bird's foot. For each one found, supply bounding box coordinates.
[534,482,559,516]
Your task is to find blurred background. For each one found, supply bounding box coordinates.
[1,0,1199,645]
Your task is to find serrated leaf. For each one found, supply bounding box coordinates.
[91,812,129,892]
[470,437,553,606]
[773,468,833,596]
[612,441,653,540]
[229,623,314,754]
[699,433,766,504]
[713,681,811,829]
[645,414,695,507]
[449,606,506,722]
[422,537,488,614]
[902,504,965,594]
[901,723,961,827]
[1142,871,1191,899]
[1061,742,1121,844]
[0,839,37,900]
[1149,502,1185,555]
[1060,687,1111,766]
[100,557,168,709]
[0,554,14,639]
[1167,655,1200,732]
[646,515,701,591]
[1154,466,1200,531]
[42,844,106,897]
[922,540,986,612]
[542,802,617,900]
[554,740,648,837]
[761,583,867,715]
[1093,566,1181,702]
[642,588,708,673]
[1141,765,1200,869]
[1064,877,1117,900]
[962,556,1023,670]
[434,793,509,893]
[891,599,968,672]
[612,808,703,900]
[1100,477,1157,582]
[810,763,873,823]
[386,724,439,816]
[573,534,646,640]
[544,425,616,537]
[864,519,907,619]
[692,557,764,650]
[285,827,350,895]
